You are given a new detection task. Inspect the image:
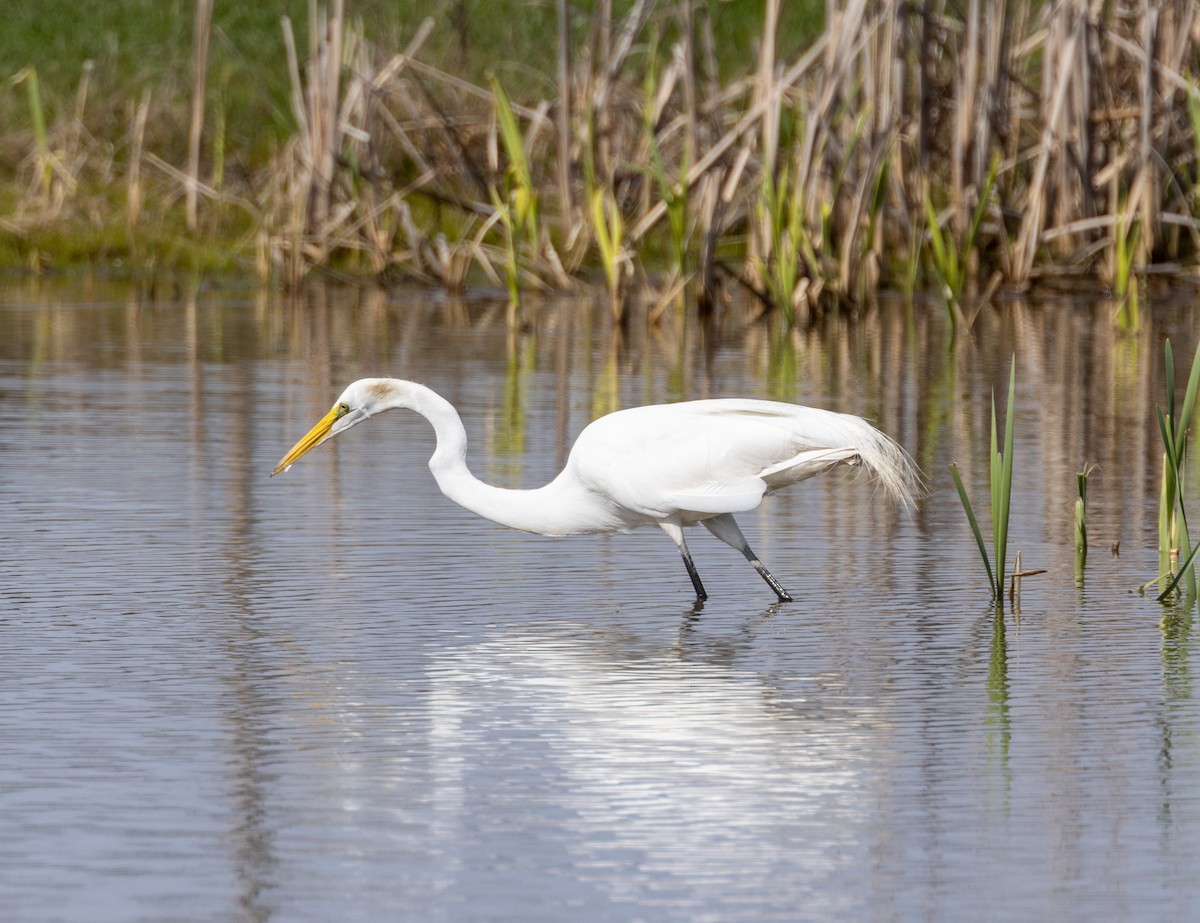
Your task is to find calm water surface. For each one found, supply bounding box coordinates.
[3,280,1200,922]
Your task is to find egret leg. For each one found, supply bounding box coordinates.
[660,522,708,600]
[702,513,794,603]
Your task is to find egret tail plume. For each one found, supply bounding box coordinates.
[838,414,923,510]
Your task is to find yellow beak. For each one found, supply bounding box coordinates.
[272,404,344,476]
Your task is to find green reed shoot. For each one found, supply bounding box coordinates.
[489,75,539,307]
[589,185,626,312]
[755,160,807,327]
[488,185,521,308]
[950,355,1016,599]
[923,190,958,309]
[579,105,628,316]
[1112,194,1140,330]
[1154,338,1200,601]
[644,119,689,281]
[855,150,891,301]
[1074,465,1092,556]
[642,55,691,280]
[490,76,539,252]
[11,67,52,200]
[1188,89,1200,211]
[1074,464,1094,584]
[924,155,998,326]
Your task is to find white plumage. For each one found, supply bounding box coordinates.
[274,378,920,601]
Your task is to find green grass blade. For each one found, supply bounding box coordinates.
[994,356,1016,593]
[490,75,529,187]
[924,190,952,292]
[1160,406,1186,542]
[1074,468,1089,555]
[1155,339,1200,601]
[1157,537,1200,602]
[1180,511,1196,600]
[1177,336,1200,462]
[1165,340,1177,428]
[950,463,997,595]
[965,153,999,254]
[1157,405,1177,465]
[1160,451,1177,576]
[990,389,1001,584]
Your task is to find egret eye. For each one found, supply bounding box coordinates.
[335,402,350,418]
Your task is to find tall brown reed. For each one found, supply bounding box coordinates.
[10,0,1200,310]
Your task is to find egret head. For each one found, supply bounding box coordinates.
[271,378,405,475]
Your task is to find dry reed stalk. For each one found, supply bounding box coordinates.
[127,89,151,230]
[628,33,830,245]
[1014,2,1084,283]
[953,0,980,240]
[143,152,255,215]
[556,0,574,230]
[41,0,1196,299]
[748,0,781,288]
[278,18,312,285]
[186,0,214,231]
[314,0,345,231]
[270,0,418,283]
[1134,2,1159,267]
[587,0,650,191]
[10,63,103,226]
[676,0,699,167]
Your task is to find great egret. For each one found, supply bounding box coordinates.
[273,378,919,601]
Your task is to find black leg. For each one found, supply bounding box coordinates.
[679,544,709,600]
[702,513,794,603]
[660,522,708,600]
[746,556,793,602]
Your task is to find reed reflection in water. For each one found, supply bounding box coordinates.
[2,280,1200,922]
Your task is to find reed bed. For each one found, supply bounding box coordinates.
[6,1,1200,317]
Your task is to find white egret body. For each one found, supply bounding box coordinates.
[273,378,919,601]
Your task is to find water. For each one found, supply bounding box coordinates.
[3,280,1200,922]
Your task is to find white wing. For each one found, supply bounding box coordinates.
[566,399,916,520]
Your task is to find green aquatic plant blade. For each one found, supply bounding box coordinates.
[966,155,999,255]
[1157,406,1177,467]
[489,75,538,252]
[1157,538,1200,602]
[949,355,1017,601]
[590,186,624,295]
[1167,435,1197,600]
[642,114,689,274]
[989,391,1001,582]
[1155,338,1200,601]
[1074,468,1089,555]
[1171,339,1200,598]
[490,76,529,191]
[991,357,1016,595]
[1159,452,1176,581]
[950,463,997,596]
[1165,340,1177,430]
[1001,358,1016,556]
[1177,336,1200,452]
[923,189,957,302]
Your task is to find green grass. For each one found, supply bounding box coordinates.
[923,155,998,326]
[0,0,823,273]
[1155,338,1200,602]
[1,1,823,167]
[950,355,1017,601]
[1074,466,1091,556]
[3,1,290,165]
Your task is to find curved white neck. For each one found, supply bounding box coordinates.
[405,384,617,536]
